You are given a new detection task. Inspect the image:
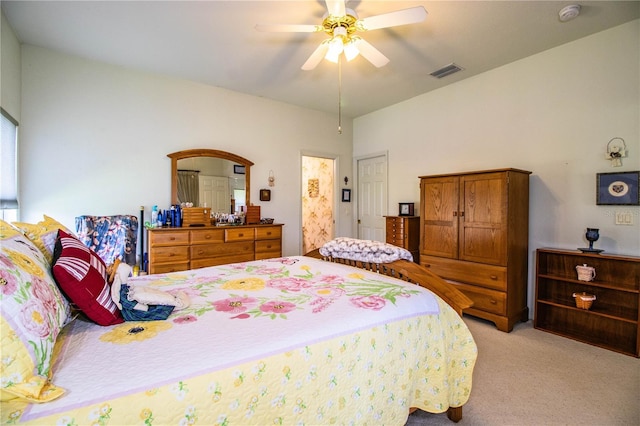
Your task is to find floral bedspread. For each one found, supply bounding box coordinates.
[3,256,477,425]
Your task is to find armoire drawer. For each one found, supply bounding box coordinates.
[421,256,507,291]
[453,282,506,316]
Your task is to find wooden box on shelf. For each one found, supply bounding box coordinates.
[535,248,640,357]
[182,207,211,226]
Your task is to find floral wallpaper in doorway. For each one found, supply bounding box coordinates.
[302,157,334,254]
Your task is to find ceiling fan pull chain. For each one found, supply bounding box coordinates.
[338,56,342,134]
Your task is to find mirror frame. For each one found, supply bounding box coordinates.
[168,149,254,207]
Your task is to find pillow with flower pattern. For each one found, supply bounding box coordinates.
[12,215,72,266]
[0,220,70,402]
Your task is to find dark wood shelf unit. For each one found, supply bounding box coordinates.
[535,248,640,357]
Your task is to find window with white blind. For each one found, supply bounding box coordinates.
[1,108,19,221]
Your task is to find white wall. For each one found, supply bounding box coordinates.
[1,9,21,120]
[19,46,353,256]
[354,20,640,312]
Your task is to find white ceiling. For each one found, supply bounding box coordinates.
[3,1,639,118]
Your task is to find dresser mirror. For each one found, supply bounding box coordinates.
[168,149,254,213]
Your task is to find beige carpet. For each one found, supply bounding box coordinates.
[406,316,639,426]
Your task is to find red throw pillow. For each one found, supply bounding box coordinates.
[52,229,123,326]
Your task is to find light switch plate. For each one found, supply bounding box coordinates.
[614,211,634,225]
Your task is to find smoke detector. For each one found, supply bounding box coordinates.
[559,4,581,22]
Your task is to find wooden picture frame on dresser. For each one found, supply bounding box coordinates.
[419,168,532,332]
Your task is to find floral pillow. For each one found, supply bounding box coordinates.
[12,215,72,266]
[0,220,70,402]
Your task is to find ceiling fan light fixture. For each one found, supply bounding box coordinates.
[325,37,344,63]
[343,39,360,61]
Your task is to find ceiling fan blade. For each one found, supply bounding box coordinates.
[325,0,346,17]
[358,6,427,31]
[301,42,330,71]
[354,38,389,68]
[255,24,321,33]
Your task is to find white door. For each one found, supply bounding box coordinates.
[357,155,387,242]
[199,175,229,212]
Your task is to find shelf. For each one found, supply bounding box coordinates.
[535,248,640,357]
[537,274,639,294]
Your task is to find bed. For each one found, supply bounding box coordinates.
[1,225,477,425]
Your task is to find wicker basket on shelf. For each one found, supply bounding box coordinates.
[572,292,596,310]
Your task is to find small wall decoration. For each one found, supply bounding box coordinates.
[234,165,245,175]
[308,178,319,198]
[596,171,640,205]
[342,188,351,202]
[399,202,415,216]
[604,137,627,167]
[260,189,271,202]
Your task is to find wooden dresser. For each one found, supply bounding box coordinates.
[419,168,531,332]
[384,216,420,263]
[147,224,283,274]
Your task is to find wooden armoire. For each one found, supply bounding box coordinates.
[419,168,531,332]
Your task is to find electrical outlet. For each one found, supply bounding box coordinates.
[614,211,634,225]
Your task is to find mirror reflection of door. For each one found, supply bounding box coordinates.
[357,154,387,242]
[301,155,335,254]
[198,175,229,212]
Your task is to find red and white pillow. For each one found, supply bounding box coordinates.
[52,229,123,326]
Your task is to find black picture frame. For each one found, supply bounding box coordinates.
[596,171,640,205]
[233,165,245,175]
[399,202,415,216]
[260,189,271,202]
[342,189,351,202]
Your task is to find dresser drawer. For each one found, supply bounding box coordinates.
[453,282,506,316]
[150,246,189,263]
[255,226,282,240]
[149,261,189,275]
[191,241,254,259]
[190,228,225,244]
[191,253,254,269]
[255,239,281,258]
[149,230,189,246]
[421,256,507,291]
[225,228,254,242]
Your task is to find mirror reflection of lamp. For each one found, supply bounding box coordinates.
[605,137,627,167]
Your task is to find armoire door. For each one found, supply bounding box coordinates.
[458,172,507,265]
[421,176,459,259]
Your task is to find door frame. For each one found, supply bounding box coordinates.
[353,151,388,240]
[300,150,340,255]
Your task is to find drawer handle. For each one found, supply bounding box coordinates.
[490,275,498,280]
[490,299,497,305]
[266,244,272,249]
[238,233,244,237]
[205,234,212,239]
[424,264,431,268]
[266,232,272,236]
[169,237,176,241]
[197,250,204,255]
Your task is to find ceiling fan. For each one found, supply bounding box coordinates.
[255,0,428,70]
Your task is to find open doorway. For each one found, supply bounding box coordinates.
[301,155,336,254]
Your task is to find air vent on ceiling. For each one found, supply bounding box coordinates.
[430,63,463,79]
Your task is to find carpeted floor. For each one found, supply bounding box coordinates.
[405,316,639,426]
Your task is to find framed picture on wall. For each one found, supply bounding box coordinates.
[342,189,351,202]
[596,171,640,205]
[260,189,271,201]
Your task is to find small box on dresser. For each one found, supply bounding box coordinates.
[535,248,640,357]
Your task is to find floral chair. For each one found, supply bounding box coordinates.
[75,215,138,266]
